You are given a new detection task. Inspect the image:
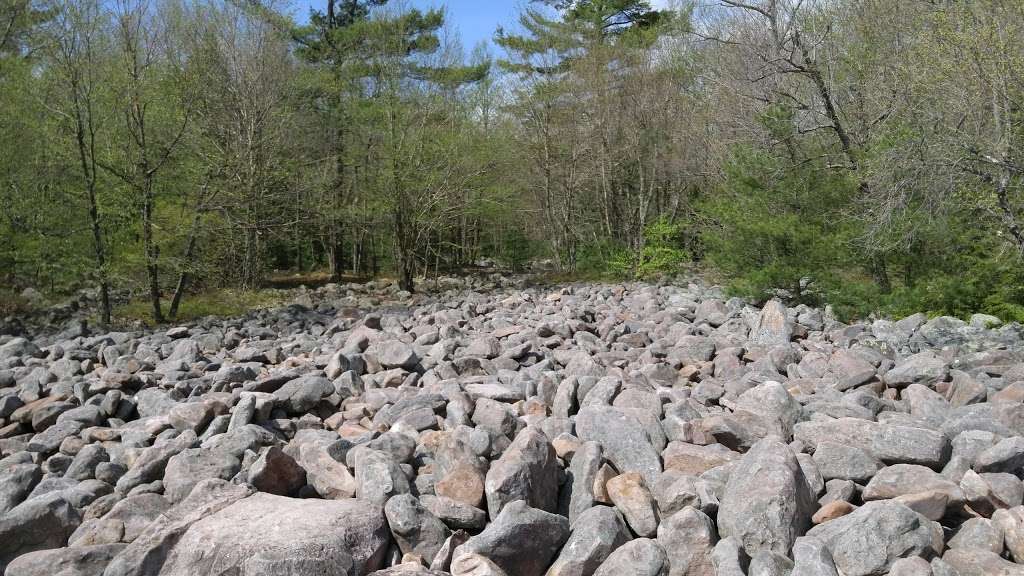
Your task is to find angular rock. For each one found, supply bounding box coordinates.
[4,543,126,576]
[546,505,630,576]
[718,438,815,556]
[606,472,659,537]
[0,493,82,572]
[805,500,943,576]
[576,405,662,488]
[484,427,559,518]
[566,441,602,524]
[386,494,451,561]
[657,506,718,576]
[163,447,241,503]
[156,492,390,576]
[248,446,306,496]
[812,441,881,483]
[594,538,668,576]
[115,431,197,495]
[353,447,411,506]
[0,461,41,514]
[453,500,570,576]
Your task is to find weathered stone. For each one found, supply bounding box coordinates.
[593,538,668,576]
[718,438,815,556]
[943,548,1024,576]
[576,405,662,488]
[657,506,718,576]
[273,375,334,414]
[4,543,125,576]
[436,463,485,509]
[373,341,420,370]
[298,443,357,499]
[805,500,943,576]
[884,351,948,388]
[420,495,487,532]
[812,500,856,524]
[862,464,962,502]
[566,440,602,524]
[0,493,82,572]
[64,444,109,481]
[163,447,241,503]
[353,447,411,506]
[662,441,739,476]
[606,472,659,537]
[975,436,1024,474]
[167,402,216,434]
[248,446,306,496]
[155,492,390,576]
[115,430,197,495]
[0,461,41,514]
[453,500,570,576]
[750,300,793,348]
[484,427,559,518]
[812,441,881,483]
[386,494,451,561]
[546,505,630,576]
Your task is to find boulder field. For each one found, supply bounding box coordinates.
[2,277,1024,575]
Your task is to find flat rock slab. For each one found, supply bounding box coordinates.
[156,493,390,576]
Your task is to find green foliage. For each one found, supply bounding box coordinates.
[701,147,857,305]
[610,216,688,279]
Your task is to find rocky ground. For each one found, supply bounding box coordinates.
[3,277,1024,576]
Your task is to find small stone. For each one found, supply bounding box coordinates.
[812,500,856,524]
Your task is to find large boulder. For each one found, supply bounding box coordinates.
[484,427,559,518]
[805,500,943,576]
[385,494,451,562]
[576,405,662,487]
[151,492,389,576]
[593,538,669,576]
[717,438,815,557]
[5,543,126,576]
[0,492,82,572]
[546,505,630,576]
[453,500,570,576]
[162,448,241,503]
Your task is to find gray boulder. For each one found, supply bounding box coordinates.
[484,427,559,519]
[155,493,390,576]
[453,500,570,576]
[657,506,718,576]
[4,543,126,576]
[805,500,943,576]
[594,538,668,576]
[718,438,815,557]
[162,447,241,503]
[576,405,662,487]
[546,505,630,576]
[0,492,82,572]
[385,494,451,561]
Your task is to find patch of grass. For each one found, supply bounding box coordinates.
[265,270,370,289]
[114,289,287,326]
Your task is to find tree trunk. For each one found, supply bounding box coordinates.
[168,206,203,321]
[142,180,164,323]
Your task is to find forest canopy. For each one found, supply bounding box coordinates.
[2,0,1024,323]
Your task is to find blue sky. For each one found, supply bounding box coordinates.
[290,1,674,54]
[290,1,523,52]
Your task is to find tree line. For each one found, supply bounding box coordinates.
[1,0,1023,323]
